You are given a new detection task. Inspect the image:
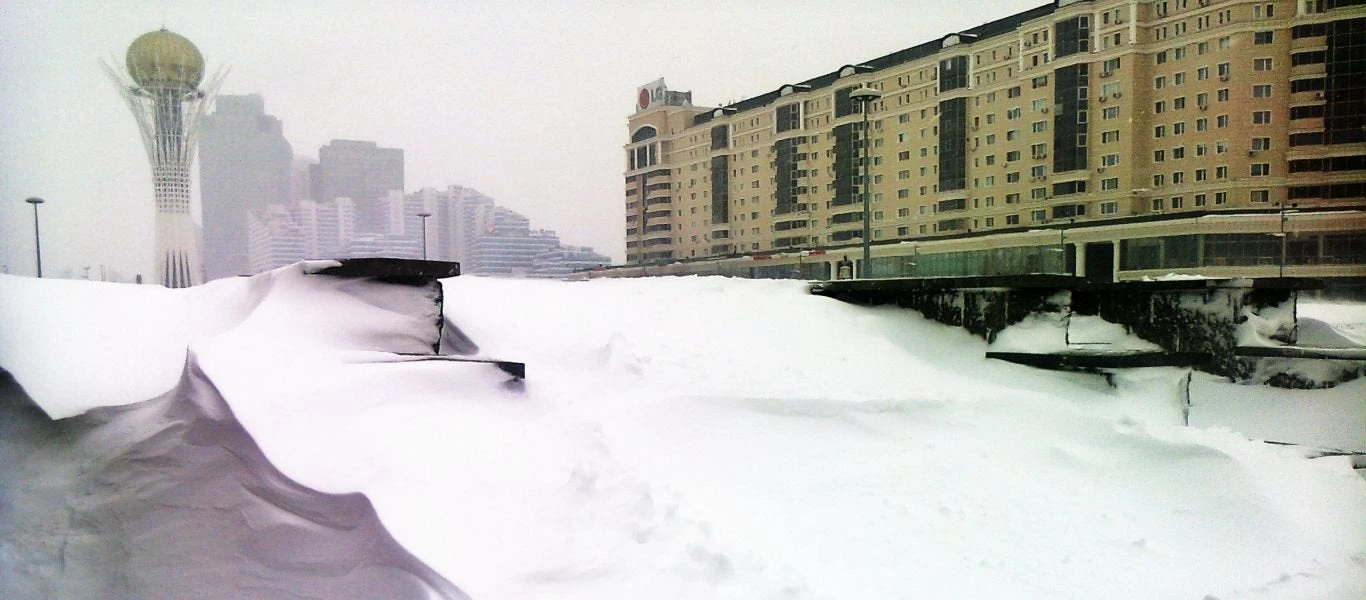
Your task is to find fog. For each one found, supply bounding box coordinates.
[0,0,1041,279]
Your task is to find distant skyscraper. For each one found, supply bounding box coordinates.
[199,94,293,280]
[103,29,225,287]
[290,156,316,204]
[316,140,404,234]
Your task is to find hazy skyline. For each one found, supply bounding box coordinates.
[1,0,1042,279]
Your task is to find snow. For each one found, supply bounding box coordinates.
[2,268,1365,599]
[989,311,1162,353]
[1299,302,1366,347]
[1140,273,1211,281]
[1190,375,1366,452]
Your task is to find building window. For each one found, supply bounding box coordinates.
[1173,171,1185,184]
[1252,137,1271,151]
[1195,168,1208,181]
[1173,122,1186,135]
[1250,189,1270,203]
[1250,163,1271,176]
[1100,201,1118,214]
[1155,101,1166,114]
[1217,114,1230,128]
[1171,196,1184,209]
[1252,111,1272,124]
[1215,192,1228,205]
[1155,149,1166,162]
[1252,84,1272,98]
[1101,178,1119,190]
[1006,215,1020,225]
[1216,165,1228,178]
[1196,117,1209,131]
[1154,174,1166,186]
[1031,209,1047,221]
[1194,193,1206,206]
[1253,58,1273,71]
[1155,76,1166,89]
[1101,153,1120,166]
[1154,125,1166,138]
[1254,31,1274,44]
[1102,130,1120,143]
[1103,106,1119,120]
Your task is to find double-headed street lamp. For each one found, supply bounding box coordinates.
[416,211,432,260]
[25,197,45,278]
[849,86,882,279]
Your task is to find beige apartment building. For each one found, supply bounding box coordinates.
[622,0,1366,281]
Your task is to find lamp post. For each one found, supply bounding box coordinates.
[849,86,882,278]
[416,211,432,260]
[25,197,44,278]
[1278,202,1298,278]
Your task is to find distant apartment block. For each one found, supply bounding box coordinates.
[244,183,608,278]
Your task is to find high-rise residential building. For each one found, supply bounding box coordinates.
[316,139,404,234]
[294,197,355,258]
[199,94,293,280]
[247,204,307,273]
[624,1,1366,281]
[466,209,562,276]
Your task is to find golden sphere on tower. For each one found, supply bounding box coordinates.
[125,28,204,90]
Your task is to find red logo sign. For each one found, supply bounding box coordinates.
[638,88,651,110]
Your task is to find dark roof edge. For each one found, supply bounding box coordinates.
[693,2,1058,123]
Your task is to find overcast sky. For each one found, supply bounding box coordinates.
[0,0,1043,279]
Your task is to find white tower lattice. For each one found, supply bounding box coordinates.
[102,29,225,288]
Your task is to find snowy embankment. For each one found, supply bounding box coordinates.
[2,268,1365,599]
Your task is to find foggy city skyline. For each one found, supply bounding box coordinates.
[1,0,1042,280]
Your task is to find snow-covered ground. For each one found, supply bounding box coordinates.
[1,268,1364,599]
[1300,301,1366,347]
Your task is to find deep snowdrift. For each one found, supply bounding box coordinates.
[1,268,1364,599]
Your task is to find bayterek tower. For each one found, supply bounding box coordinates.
[103,29,224,287]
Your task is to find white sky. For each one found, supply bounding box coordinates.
[0,0,1043,279]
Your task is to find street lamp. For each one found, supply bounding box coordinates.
[24,197,44,278]
[1278,202,1298,278]
[849,85,882,278]
[416,211,432,260]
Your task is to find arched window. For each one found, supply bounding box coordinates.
[631,126,658,143]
